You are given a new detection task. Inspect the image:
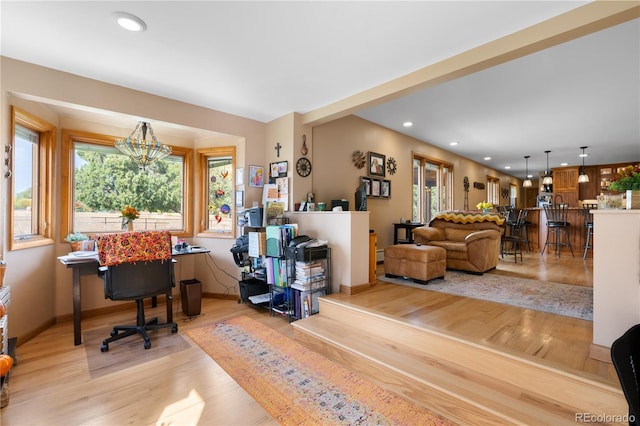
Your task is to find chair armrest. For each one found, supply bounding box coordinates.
[413,227,445,243]
[465,229,500,243]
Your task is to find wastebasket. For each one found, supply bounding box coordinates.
[180,279,202,316]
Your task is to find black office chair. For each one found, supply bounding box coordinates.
[542,203,574,257]
[611,324,640,426]
[96,230,178,352]
[582,203,597,259]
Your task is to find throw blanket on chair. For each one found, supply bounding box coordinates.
[96,230,172,266]
[432,211,506,226]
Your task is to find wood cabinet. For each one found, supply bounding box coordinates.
[369,232,377,284]
[551,161,639,206]
[552,167,579,206]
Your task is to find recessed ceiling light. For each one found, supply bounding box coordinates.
[403,121,413,127]
[114,12,147,32]
[561,162,569,166]
[527,174,533,178]
[579,153,589,158]
[504,166,511,169]
[449,141,459,146]
[484,157,491,161]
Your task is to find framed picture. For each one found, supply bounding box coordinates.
[368,151,386,177]
[371,179,381,197]
[235,190,244,207]
[249,165,264,187]
[361,177,371,196]
[269,161,288,182]
[236,167,244,186]
[381,180,391,198]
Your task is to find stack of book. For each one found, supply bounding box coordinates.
[291,261,325,291]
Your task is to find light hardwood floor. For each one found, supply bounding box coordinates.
[1,252,610,425]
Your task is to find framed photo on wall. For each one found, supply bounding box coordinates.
[371,179,381,197]
[269,161,288,183]
[249,165,264,187]
[381,180,391,198]
[368,151,386,177]
[235,190,244,207]
[361,177,371,196]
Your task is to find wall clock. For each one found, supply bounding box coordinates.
[296,157,312,177]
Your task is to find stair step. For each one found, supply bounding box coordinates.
[292,298,626,425]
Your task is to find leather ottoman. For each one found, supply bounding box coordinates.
[384,244,446,284]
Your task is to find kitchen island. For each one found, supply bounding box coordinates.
[519,207,590,256]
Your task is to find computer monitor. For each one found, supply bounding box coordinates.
[355,183,367,211]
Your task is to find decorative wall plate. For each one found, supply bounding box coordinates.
[296,157,312,177]
[386,157,397,175]
[352,150,366,169]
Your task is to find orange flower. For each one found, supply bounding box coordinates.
[121,205,140,221]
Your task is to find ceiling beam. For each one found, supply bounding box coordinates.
[302,0,640,126]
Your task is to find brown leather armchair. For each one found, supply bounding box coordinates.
[412,212,505,274]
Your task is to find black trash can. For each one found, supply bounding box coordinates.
[180,279,202,316]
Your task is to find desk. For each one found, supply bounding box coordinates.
[393,222,424,244]
[58,247,210,346]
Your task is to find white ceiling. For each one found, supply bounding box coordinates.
[1,1,639,178]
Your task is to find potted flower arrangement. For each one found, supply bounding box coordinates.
[65,232,90,252]
[610,164,640,209]
[121,205,140,231]
[476,201,493,212]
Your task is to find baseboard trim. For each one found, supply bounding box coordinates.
[589,343,612,364]
[340,282,372,295]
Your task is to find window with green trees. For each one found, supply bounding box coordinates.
[197,147,236,238]
[61,130,193,238]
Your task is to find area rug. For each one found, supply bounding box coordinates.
[186,315,448,426]
[378,271,593,321]
[84,327,190,379]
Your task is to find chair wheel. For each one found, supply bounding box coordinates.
[110,330,117,337]
[171,325,178,333]
[101,343,109,352]
[144,341,151,350]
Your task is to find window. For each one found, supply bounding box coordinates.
[61,130,192,239]
[412,155,453,223]
[10,107,55,250]
[196,147,236,238]
[486,176,500,205]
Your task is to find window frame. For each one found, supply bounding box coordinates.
[486,176,500,205]
[412,154,453,224]
[196,146,236,239]
[61,129,193,239]
[9,107,56,251]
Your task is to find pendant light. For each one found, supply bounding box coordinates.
[578,146,590,183]
[542,150,553,185]
[115,122,171,170]
[523,155,532,188]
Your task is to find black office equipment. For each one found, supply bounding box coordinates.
[355,183,367,211]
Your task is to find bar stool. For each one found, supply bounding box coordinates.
[501,209,528,262]
[542,203,574,257]
[582,203,597,259]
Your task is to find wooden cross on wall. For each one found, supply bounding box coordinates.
[274,142,282,158]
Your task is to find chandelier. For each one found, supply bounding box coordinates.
[115,122,171,170]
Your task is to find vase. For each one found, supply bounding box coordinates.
[482,208,489,213]
[626,190,640,209]
[127,222,134,232]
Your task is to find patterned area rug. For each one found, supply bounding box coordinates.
[378,271,593,321]
[186,315,449,426]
